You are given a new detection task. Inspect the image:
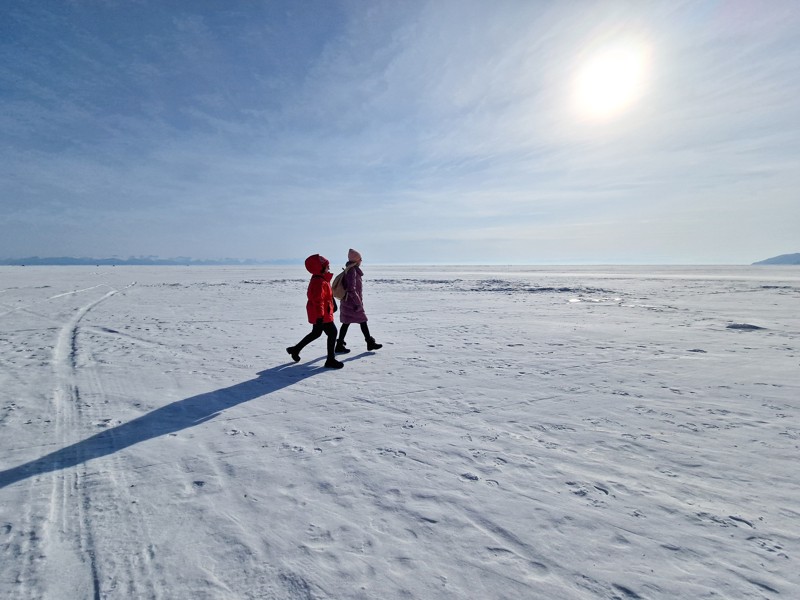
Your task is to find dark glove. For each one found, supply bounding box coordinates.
[316,317,323,325]
[333,299,338,313]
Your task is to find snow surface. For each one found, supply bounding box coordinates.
[1,265,798,600]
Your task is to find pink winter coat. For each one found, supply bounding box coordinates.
[340,264,367,324]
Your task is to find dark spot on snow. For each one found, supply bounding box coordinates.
[192,480,205,488]
[420,516,439,524]
[612,583,643,599]
[461,473,479,481]
[747,579,780,594]
[727,323,765,330]
[661,543,681,551]
[729,515,755,528]
[688,348,707,353]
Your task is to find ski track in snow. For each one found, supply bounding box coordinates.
[1,265,799,599]
[48,287,117,600]
[1,280,169,599]
[1,284,116,599]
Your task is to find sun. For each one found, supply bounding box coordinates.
[573,39,651,120]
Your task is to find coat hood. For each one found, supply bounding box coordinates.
[304,254,330,275]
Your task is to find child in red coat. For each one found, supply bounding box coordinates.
[286,254,344,369]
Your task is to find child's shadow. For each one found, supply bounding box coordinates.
[0,353,368,490]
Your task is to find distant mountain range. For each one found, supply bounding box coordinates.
[752,253,800,265]
[4,254,799,266]
[0,256,300,266]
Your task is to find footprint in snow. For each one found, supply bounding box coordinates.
[377,448,406,458]
[747,535,789,558]
[694,512,754,528]
[281,443,305,453]
[226,429,255,436]
[566,481,610,506]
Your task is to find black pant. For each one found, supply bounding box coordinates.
[338,322,371,343]
[295,322,338,359]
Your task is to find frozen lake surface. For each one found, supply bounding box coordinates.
[1,265,798,599]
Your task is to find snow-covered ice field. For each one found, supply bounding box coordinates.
[1,265,798,600]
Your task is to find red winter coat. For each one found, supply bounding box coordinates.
[304,254,335,324]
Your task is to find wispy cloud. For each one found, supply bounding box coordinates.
[2,1,799,262]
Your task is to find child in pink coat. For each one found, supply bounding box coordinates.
[335,249,382,354]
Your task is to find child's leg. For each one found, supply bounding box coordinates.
[295,323,324,351]
[323,323,343,368]
[322,322,338,359]
[360,322,382,350]
[335,323,351,354]
[287,323,324,362]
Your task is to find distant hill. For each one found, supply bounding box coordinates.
[0,256,300,266]
[752,253,800,265]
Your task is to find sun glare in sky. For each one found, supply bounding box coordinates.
[573,38,651,120]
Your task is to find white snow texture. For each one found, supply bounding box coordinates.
[1,265,798,600]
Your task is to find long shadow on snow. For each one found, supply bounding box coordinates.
[0,354,369,489]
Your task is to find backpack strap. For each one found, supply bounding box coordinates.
[336,263,355,287]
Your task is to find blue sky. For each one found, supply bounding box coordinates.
[2,0,799,264]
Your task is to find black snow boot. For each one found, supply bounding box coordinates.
[324,357,344,369]
[286,346,301,363]
[335,340,351,354]
[366,337,382,351]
